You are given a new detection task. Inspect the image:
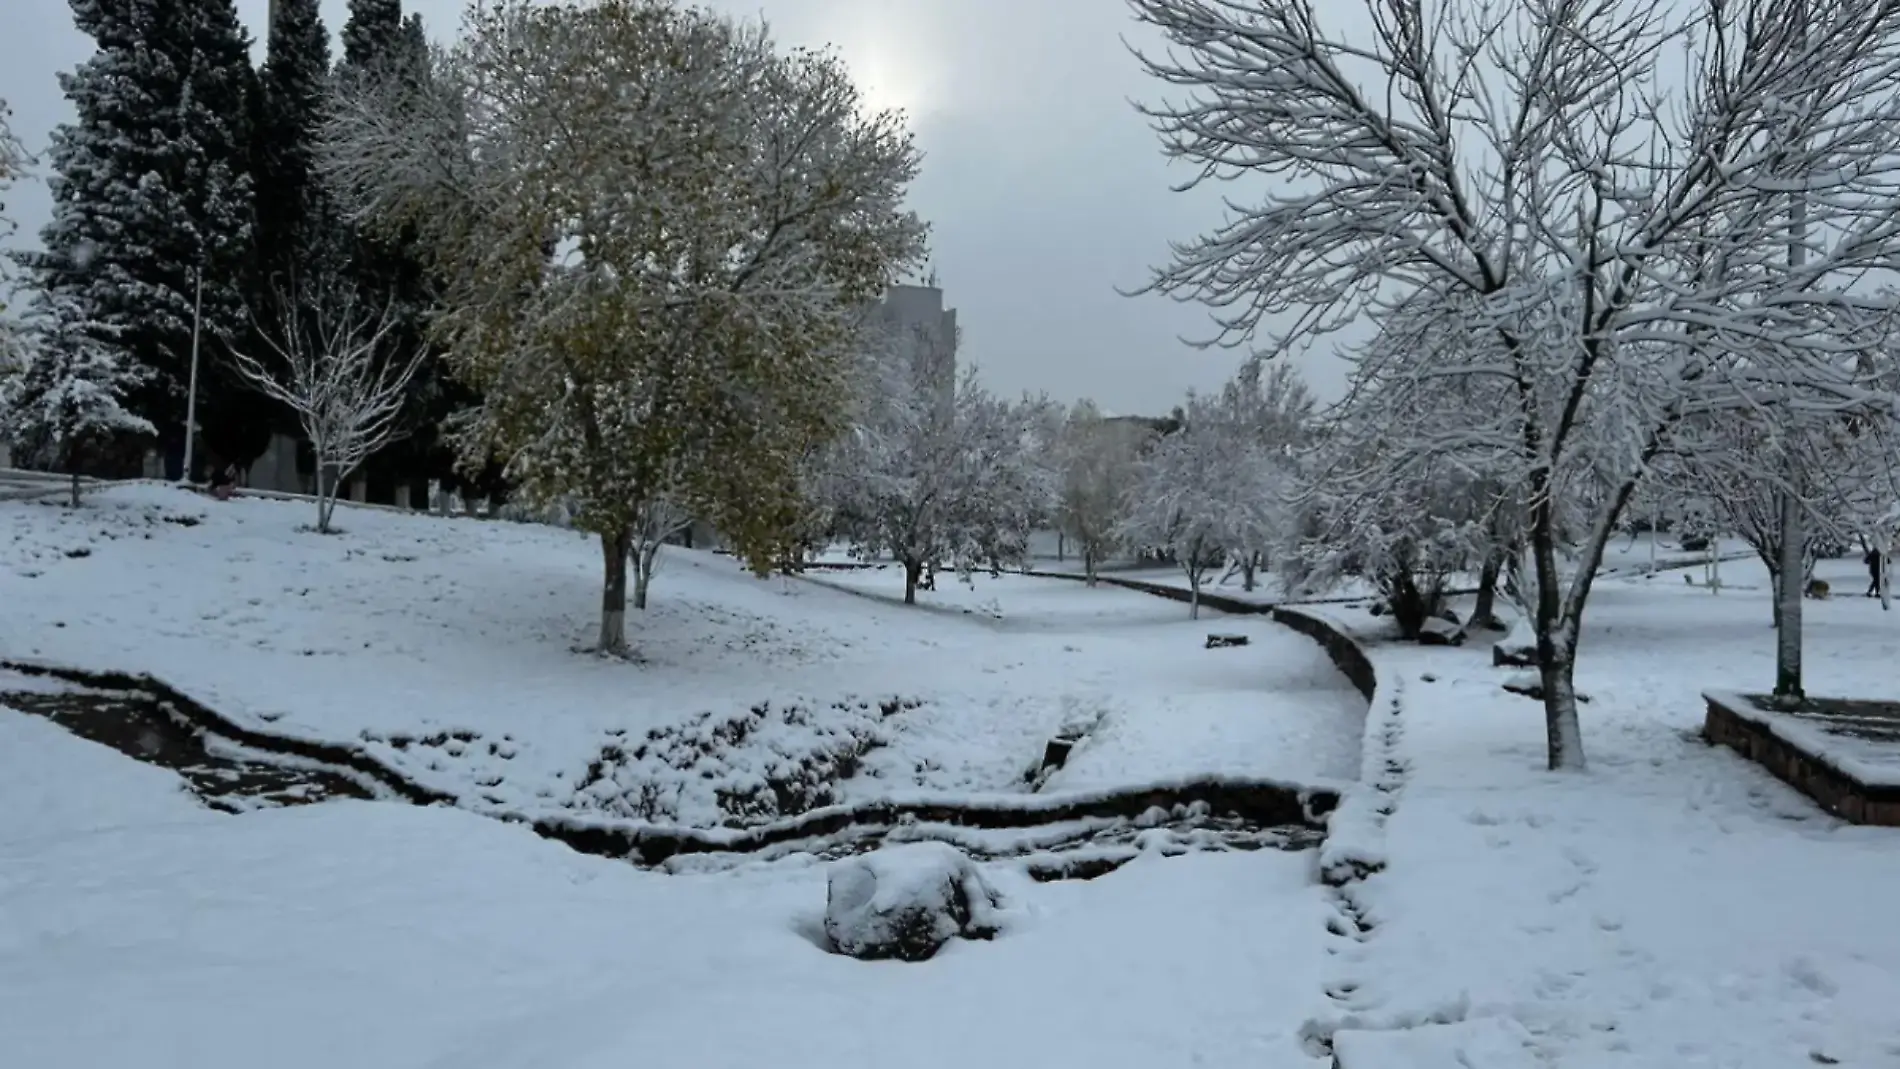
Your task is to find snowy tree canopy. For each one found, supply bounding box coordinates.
[825,320,1056,604]
[1129,0,1900,769]
[1117,388,1290,617]
[17,0,256,457]
[2,295,153,503]
[320,0,927,652]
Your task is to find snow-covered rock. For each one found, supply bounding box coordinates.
[1491,616,1538,666]
[1416,617,1464,646]
[823,842,1003,962]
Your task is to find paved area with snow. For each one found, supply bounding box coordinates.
[1313,561,1900,1067]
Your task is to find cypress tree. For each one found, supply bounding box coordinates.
[255,0,334,289]
[19,0,256,476]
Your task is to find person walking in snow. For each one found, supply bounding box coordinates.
[1866,547,1884,598]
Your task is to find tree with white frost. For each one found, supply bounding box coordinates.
[229,273,426,533]
[2,302,154,507]
[1118,392,1282,619]
[320,0,926,654]
[1129,0,1900,769]
[829,322,1055,603]
[1052,399,1148,585]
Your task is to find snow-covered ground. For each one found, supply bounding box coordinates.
[0,707,1343,1069]
[1316,555,1900,1066]
[10,485,1900,1068]
[0,485,1364,825]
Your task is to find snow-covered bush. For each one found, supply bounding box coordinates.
[568,696,922,825]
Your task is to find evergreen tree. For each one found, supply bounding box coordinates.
[255,0,334,289]
[18,0,256,476]
[340,0,405,73]
[3,300,154,505]
[337,0,445,501]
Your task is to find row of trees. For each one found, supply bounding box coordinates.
[1127,0,1900,771]
[0,0,444,502]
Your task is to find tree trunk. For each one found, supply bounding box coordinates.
[1184,538,1203,620]
[1084,546,1098,587]
[903,558,922,605]
[1773,491,1805,708]
[1243,553,1258,592]
[314,461,335,534]
[68,467,81,509]
[1529,509,1587,771]
[633,540,662,611]
[1472,550,1504,630]
[598,526,633,654]
[1057,531,1066,561]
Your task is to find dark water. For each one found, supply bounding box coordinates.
[1,686,376,811]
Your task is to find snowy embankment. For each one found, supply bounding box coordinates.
[1312,561,1900,1067]
[0,486,1366,828]
[0,705,1343,1069]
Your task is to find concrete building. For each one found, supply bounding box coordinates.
[868,283,958,406]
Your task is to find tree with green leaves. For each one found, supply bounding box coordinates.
[323,0,927,654]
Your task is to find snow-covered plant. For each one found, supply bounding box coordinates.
[827,321,1056,603]
[320,0,926,654]
[1051,399,1150,585]
[1129,0,1900,769]
[229,272,427,533]
[1,303,154,506]
[1117,391,1284,619]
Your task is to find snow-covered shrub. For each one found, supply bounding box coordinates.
[569,696,923,825]
[823,842,1003,962]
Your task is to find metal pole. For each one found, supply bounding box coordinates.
[181,267,203,483]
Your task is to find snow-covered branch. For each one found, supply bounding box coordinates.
[230,272,426,532]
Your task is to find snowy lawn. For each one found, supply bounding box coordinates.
[0,711,1345,1069]
[806,565,1366,785]
[0,485,1365,827]
[1317,556,1900,1067]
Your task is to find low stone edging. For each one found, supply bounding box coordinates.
[0,656,1340,868]
[1703,690,1900,826]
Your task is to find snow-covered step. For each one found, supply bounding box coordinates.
[1331,1017,1539,1069]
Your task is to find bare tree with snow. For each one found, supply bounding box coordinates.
[230,272,426,533]
[1129,0,1900,769]
[1118,392,1284,618]
[320,0,925,655]
[1052,400,1148,585]
[829,322,1057,603]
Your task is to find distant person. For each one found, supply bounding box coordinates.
[1866,547,1885,598]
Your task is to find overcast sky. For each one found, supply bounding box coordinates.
[0,0,1351,414]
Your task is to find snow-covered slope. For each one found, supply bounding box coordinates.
[0,485,1366,825]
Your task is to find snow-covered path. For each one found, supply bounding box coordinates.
[1316,573,1900,1067]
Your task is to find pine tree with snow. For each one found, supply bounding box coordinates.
[3,305,154,506]
[17,0,256,474]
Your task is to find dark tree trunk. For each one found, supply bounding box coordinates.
[1472,550,1505,630]
[903,557,922,605]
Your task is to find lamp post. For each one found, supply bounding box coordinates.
[180,265,203,483]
